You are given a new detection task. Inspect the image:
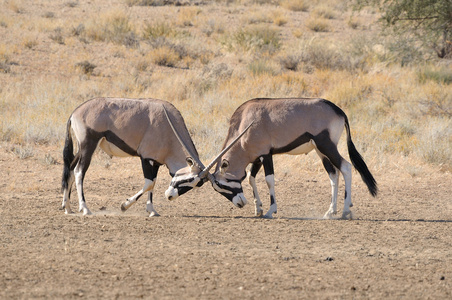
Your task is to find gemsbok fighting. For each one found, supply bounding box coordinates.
[61,98,207,216]
[167,98,378,219]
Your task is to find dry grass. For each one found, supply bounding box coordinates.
[0,0,451,172]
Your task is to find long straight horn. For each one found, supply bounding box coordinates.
[199,121,254,179]
[162,105,206,169]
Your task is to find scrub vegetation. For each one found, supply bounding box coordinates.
[0,0,450,170]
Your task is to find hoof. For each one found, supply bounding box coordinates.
[82,208,92,216]
[341,210,353,220]
[120,203,127,212]
[323,209,337,219]
[149,211,160,217]
[262,213,274,219]
[323,213,333,220]
[255,210,263,217]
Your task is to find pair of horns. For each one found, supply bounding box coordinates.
[163,105,253,183]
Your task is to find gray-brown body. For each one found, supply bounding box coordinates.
[61,98,203,216]
[212,98,377,219]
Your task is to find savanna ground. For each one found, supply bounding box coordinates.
[1,0,451,298]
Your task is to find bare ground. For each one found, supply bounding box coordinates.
[0,144,451,299]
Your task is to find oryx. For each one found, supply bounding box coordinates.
[167,98,377,219]
[61,97,206,216]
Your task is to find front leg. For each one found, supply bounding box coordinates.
[121,158,160,217]
[262,154,277,219]
[249,157,263,217]
[146,191,160,217]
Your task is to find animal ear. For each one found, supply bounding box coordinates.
[220,159,229,174]
[186,157,195,167]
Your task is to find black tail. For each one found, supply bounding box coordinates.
[61,119,75,192]
[344,116,378,197]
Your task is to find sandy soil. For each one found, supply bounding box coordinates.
[0,144,451,299]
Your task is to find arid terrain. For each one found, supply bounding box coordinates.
[0,144,451,299]
[1,0,451,298]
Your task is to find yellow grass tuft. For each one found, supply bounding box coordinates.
[280,0,309,12]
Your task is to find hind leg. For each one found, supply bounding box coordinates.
[74,140,98,216]
[315,133,353,219]
[317,152,340,219]
[249,157,263,217]
[62,174,75,214]
[340,160,353,219]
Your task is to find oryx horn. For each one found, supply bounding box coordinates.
[198,120,254,179]
[163,105,206,170]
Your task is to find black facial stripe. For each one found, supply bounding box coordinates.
[214,180,243,195]
[176,186,193,197]
[171,178,194,187]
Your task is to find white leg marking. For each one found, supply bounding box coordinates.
[62,174,74,214]
[146,192,160,217]
[340,161,353,219]
[74,165,91,216]
[264,174,277,219]
[248,171,263,217]
[121,179,155,211]
[323,168,339,219]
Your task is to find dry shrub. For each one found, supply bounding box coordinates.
[84,9,136,46]
[306,17,331,32]
[75,61,97,75]
[143,22,175,39]
[177,7,201,27]
[49,27,65,45]
[417,82,452,118]
[416,119,452,166]
[149,46,181,67]
[22,36,38,49]
[281,0,309,12]
[298,41,362,72]
[200,18,225,37]
[248,59,279,76]
[279,54,300,71]
[244,11,273,24]
[271,10,288,26]
[418,66,452,85]
[222,25,281,54]
[312,6,336,19]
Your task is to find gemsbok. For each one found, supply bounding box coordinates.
[167,98,378,219]
[61,98,208,216]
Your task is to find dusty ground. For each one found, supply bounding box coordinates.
[0,144,451,299]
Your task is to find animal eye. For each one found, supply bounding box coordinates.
[221,160,229,169]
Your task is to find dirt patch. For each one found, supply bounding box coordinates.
[0,145,451,299]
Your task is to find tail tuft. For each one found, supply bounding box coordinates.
[344,117,378,197]
[61,119,75,192]
[347,138,378,197]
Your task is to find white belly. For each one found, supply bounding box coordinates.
[286,140,316,155]
[99,138,132,157]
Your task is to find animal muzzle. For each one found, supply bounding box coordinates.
[165,186,179,201]
[232,193,247,208]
